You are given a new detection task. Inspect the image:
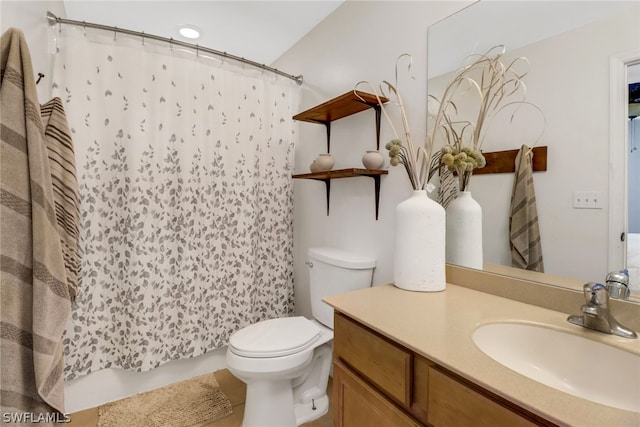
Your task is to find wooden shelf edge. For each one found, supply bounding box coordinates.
[292,90,389,124]
[293,168,389,180]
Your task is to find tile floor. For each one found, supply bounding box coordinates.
[67,369,332,427]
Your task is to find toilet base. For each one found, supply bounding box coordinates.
[242,379,296,427]
[294,393,329,425]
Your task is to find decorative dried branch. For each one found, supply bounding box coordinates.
[431,45,545,191]
[355,54,435,191]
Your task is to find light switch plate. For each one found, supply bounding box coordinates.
[573,191,603,209]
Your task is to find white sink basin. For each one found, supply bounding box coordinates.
[472,323,640,413]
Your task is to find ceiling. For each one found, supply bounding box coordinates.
[61,1,344,66]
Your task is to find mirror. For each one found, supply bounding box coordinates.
[427,1,640,301]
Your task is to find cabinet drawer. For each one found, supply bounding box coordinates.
[334,313,411,405]
[428,367,538,427]
[333,360,421,427]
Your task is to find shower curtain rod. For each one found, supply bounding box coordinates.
[46,11,303,85]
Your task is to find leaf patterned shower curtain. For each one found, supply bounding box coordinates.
[51,28,298,379]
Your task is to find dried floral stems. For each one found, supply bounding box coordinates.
[356,54,434,191]
[432,45,545,191]
[356,45,544,193]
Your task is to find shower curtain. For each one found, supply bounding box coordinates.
[51,28,298,379]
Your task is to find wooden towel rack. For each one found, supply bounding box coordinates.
[473,146,547,175]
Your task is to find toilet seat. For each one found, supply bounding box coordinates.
[229,316,321,358]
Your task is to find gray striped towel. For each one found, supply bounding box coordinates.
[509,145,544,272]
[438,166,458,209]
[41,98,79,302]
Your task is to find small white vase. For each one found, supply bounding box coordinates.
[314,153,334,171]
[310,161,321,173]
[362,150,384,169]
[446,191,483,269]
[394,190,446,292]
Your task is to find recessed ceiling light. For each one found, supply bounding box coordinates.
[178,25,201,40]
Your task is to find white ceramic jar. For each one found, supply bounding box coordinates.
[446,191,483,269]
[314,154,334,171]
[362,150,384,169]
[394,190,446,292]
[310,161,321,173]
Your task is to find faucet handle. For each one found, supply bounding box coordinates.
[583,282,608,306]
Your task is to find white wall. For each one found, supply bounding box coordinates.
[273,1,471,318]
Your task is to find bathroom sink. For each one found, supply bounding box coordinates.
[472,323,640,413]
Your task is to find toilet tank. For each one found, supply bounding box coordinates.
[308,247,375,329]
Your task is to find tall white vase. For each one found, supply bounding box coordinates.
[446,191,483,269]
[394,190,446,292]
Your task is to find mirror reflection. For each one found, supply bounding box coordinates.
[427,1,640,298]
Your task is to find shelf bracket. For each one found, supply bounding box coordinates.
[371,174,381,220]
[353,100,383,151]
[324,122,331,153]
[324,179,331,216]
[316,175,381,220]
[296,169,388,220]
[373,104,382,150]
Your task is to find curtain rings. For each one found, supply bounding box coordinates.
[82,21,86,37]
[169,37,173,52]
[141,31,145,46]
[113,26,117,41]
[195,44,199,58]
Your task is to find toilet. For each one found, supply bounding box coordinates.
[225,246,376,427]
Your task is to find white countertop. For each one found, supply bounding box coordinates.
[324,283,640,427]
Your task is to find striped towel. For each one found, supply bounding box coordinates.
[41,98,80,302]
[1,28,71,421]
[438,166,458,209]
[509,145,544,272]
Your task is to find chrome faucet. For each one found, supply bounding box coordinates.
[567,282,637,339]
[605,269,630,300]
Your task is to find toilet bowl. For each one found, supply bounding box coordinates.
[225,247,376,427]
[226,317,333,426]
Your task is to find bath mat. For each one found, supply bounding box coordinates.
[97,372,233,427]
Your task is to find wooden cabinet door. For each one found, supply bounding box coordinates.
[428,368,539,427]
[333,361,422,427]
[333,312,412,405]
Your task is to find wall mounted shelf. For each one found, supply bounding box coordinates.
[292,91,390,220]
[292,90,389,152]
[292,169,388,220]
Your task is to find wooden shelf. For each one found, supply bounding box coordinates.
[293,91,388,124]
[293,90,389,152]
[293,169,388,220]
[292,91,390,220]
[292,168,388,180]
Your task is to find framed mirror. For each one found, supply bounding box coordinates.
[427,1,640,301]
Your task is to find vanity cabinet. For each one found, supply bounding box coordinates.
[332,312,554,427]
[292,91,389,219]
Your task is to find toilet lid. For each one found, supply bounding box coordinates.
[229,317,321,358]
